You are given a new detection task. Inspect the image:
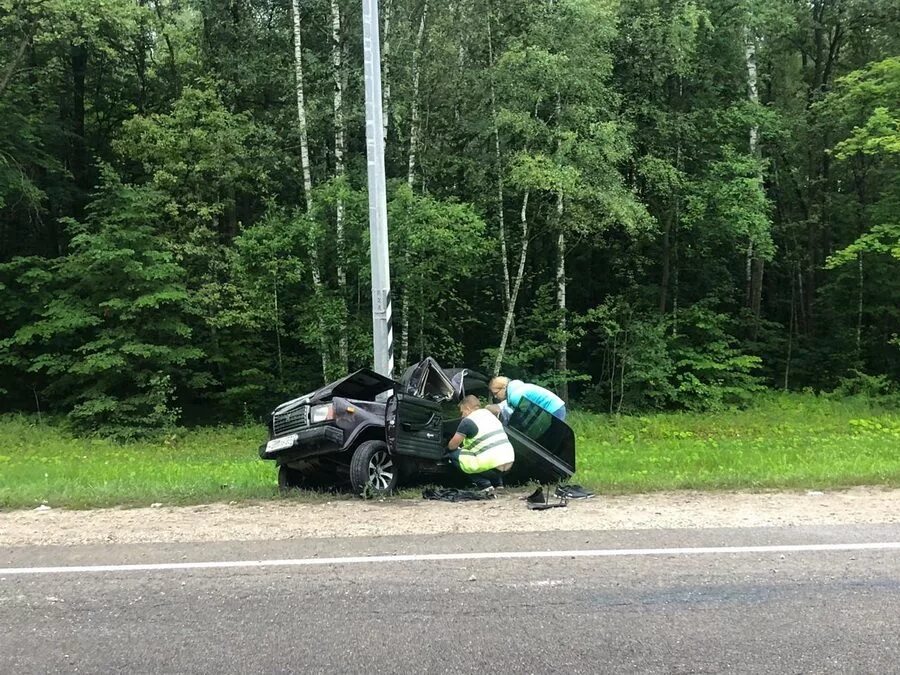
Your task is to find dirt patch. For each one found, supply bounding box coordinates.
[3,486,899,547]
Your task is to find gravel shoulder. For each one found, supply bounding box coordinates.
[3,486,899,547]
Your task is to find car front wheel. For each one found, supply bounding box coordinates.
[349,440,398,496]
[278,464,304,493]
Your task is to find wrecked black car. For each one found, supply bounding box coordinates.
[259,357,576,494]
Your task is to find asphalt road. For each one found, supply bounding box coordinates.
[2,525,899,674]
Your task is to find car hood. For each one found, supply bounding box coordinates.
[272,358,484,416]
[273,369,397,415]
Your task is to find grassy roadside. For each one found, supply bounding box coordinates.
[1,393,899,510]
[0,422,277,509]
[568,394,900,492]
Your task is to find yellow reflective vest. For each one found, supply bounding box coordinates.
[458,409,515,474]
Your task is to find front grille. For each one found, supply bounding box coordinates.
[273,405,309,437]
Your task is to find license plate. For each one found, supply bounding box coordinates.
[265,434,298,453]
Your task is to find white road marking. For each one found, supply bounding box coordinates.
[1,542,899,576]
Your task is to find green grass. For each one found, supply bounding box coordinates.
[0,420,279,509]
[569,393,900,492]
[1,393,899,510]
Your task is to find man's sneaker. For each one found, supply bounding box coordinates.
[478,485,495,496]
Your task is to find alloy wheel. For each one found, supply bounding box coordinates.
[367,450,394,491]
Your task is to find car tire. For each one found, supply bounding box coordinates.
[278,464,305,493]
[349,440,398,496]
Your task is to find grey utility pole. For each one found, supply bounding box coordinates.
[361,0,394,379]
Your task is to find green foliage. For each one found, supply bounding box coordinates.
[115,86,273,227]
[577,298,762,412]
[1,0,899,430]
[822,58,900,268]
[701,148,774,259]
[388,184,493,366]
[822,58,900,160]
[669,305,764,411]
[490,283,591,389]
[828,369,899,405]
[1,173,200,437]
[578,296,675,413]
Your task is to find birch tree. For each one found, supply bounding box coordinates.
[493,190,530,375]
[486,2,511,308]
[399,0,429,370]
[407,0,428,188]
[290,0,329,380]
[382,0,392,141]
[331,0,348,371]
[744,18,765,323]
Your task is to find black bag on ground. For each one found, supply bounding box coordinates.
[422,487,495,502]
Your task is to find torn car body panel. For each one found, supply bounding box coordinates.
[258,357,576,491]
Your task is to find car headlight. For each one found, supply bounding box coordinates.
[309,403,334,423]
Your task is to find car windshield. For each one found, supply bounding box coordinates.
[403,359,455,401]
[419,364,454,400]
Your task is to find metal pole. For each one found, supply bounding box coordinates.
[362,0,394,378]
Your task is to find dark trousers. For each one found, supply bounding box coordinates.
[446,451,506,489]
[469,468,506,489]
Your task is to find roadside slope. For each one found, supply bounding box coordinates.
[3,486,899,547]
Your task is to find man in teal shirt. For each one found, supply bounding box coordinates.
[489,376,567,421]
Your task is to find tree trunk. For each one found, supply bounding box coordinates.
[744,240,753,306]
[152,0,181,96]
[617,328,627,414]
[382,0,392,142]
[0,32,30,100]
[745,26,764,322]
[671,107,682,336]
[659,210,672,313]
[553,76,567,393]
[400,286,410,372]
[400,1,429,371]
[608,333,617,414]
[750,258,764,328]
[487,4,511,308]
[746,28,759,153]
[274,274,284,382]
[331,0,348,372]
[672,219,680,337]
[856,252,863,363]
[407,0,428,189]
[493,191,530,375]
[134,11,149,114]
[784,266,796,391]
[291,0,329,380]
[555,192,568,402]
[70,41,89,217]
[291,0,314,214]
[452,0,465,125]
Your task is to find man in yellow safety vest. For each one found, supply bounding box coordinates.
[446,395,515,492]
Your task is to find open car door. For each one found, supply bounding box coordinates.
[504,400,576,483]
[388,359,456,461]
[386,392,445,460]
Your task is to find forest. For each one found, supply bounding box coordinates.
[1,0,898,437]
